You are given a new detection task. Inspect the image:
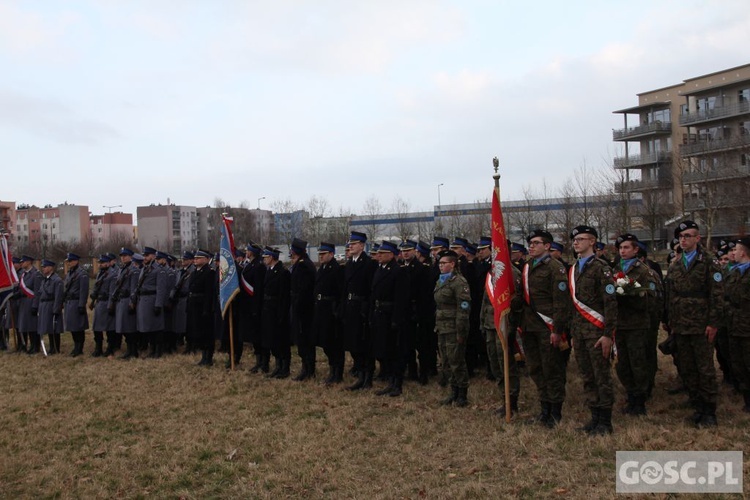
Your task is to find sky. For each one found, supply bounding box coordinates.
[1,0,749,219]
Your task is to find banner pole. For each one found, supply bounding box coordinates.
[493,158,511,424]
[229,302,235,371]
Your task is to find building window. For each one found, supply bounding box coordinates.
[740,121,749,136]
[739,89,750,103]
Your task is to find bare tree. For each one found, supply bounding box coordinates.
[507,184,541,238]
[270,198,303,245]
[303,195,331,244]
[361,195,383,242]
[391,195,414,242]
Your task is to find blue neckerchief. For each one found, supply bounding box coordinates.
[438,272,452,285]
[620,258,637,273]
[736,262,750,275]
[683,249,697,268]
[578,255,593,273]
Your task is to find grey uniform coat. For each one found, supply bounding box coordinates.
[135,261,168,333]
[92,266,116,332]
[171,264,193,335]
[63,265,90,332]
[38,273,64,335]
[163,266,177,332]
[17,267,42,333]
[110,262,139,334]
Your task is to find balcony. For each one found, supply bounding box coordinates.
[683,164,750,184]
[614,150,672,169]
[679,101,750,126]
[680,134,750,156]
[613,121,672,141]
[614,177,672,193]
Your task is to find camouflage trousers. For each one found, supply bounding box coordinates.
[483,327,519,398]
[615,328,651,399]
[675,333,718,405]
[729,335,750,393]
[438,331,468,389]
[522,329,566,404]
[572,333,614,410]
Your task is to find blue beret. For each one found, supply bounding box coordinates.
[431,236,450,249]
[65,252,80,261]
[348,231,367,244]
[378,240,398,254]
[41,259,56,268]
[119,248,134,256]
[477,236,492,249]
[143,247,157,256]
[262,246,280,259]
[595,242,606,251]
[318,242,336,254]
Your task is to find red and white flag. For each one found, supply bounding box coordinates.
[485,185,515,339]
[0,233,19,293]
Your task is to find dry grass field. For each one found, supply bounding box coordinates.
[1,333,749,499]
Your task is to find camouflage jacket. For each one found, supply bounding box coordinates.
[613,260,654,331]
[665,248,724,335]
[434,272,471,339]
[480,264,522,332]
[520,255,570,335]
[569,256,617,339]
[726,266,750,337]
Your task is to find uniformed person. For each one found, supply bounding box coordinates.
[480,239,524,416]
[715,240,737,389]
[187,249,217,366]
[17,255,42,354]
[726,237,750,412]
[241,244,267,373]
[112,249,141,360]
[89,254,116,357]
[371,241,410,397]
[435,249,472,407]
[37,259,64,354]
[415,241,437,383]
[664,220,723,427]
[612,234,656,416]
[1,257,22,351]
[520,229,570,427]
[289,238,317,381]
[63,252,89,357]
[312,242,344,384]
[170,251,194,354]
[162,254,179,354]
[637,241,665,398]
[135,248,168,358]
[510,242,527,272]
[343,231,377,391]
[399,240,422,381]
[260,247,291,378]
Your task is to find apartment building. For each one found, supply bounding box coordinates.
[137,204,198,254]
[613,63,750,241]
[89,212,134,247]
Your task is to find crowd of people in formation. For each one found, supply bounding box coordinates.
[3,221,749,434]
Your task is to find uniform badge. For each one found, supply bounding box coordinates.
[460,301,470,310]
[558,282,567,291]
[713,272,722,282]
[605,284,615,295]
[649,282,656,290]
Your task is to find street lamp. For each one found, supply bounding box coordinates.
[103,205,122,213]
[257,197,266,210]
[437,183,444,210]
[436,183,444,234]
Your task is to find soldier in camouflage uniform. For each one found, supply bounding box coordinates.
[715,241,737,389]
[613,234,656,416]
[637,242,665,398]
[520,229,570,427]
[664,221,723,427]
[435,250,472,407]
[726,237,750,412]
[569,226,617,435]
[480,240,523,417]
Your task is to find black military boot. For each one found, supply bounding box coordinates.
[267,357,282,378]
[590,408,614,435]
[92,339,104,357]
[103,333,115,356]
[53,334,61,354]
[47,334,57,355]
[743,392,750,413]
[631,395,647,416]
[27,335,39,355]
[622,394,635,415]
[578,408,600,433]
[260,353,270,374]
[293,360,310,381]
[531,402,551,426]
[307,357,316,378]
[324,365,336,385]
[454,387,469,408]
[346,371,366,391]
[196,350,208,366]
[388,375,403,397]
[698,402,718,428]
[688,400,703,426]
[407,361,419,381]
[362,369,373,389]
[496,395,519,418]
[441,386,458,406]
[276,358,290,379]
[249,354,262,374]
[418,368,429,386]
[548,402,563,427]
[375,377,396,396]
